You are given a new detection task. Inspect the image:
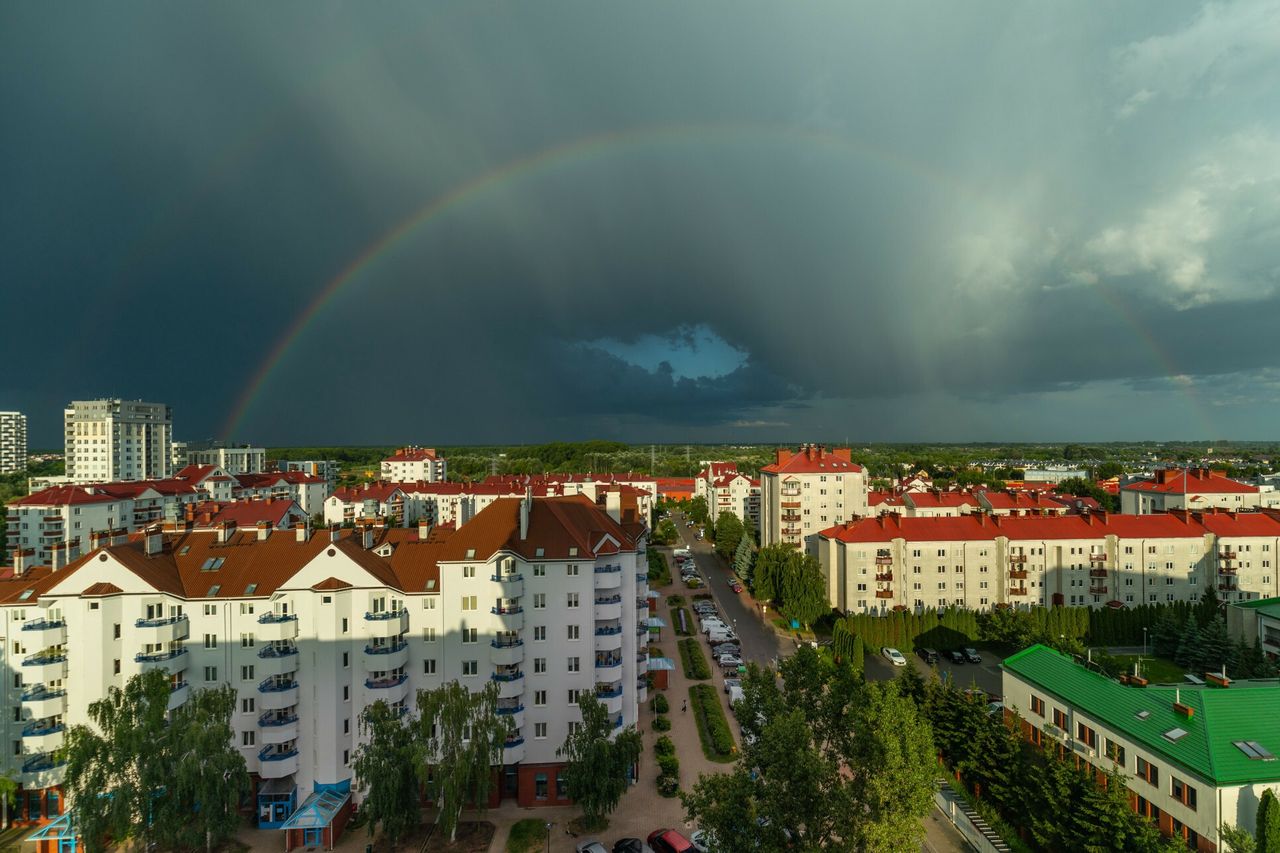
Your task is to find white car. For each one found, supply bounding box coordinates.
[700,620,726,634]
[882,647,907,667]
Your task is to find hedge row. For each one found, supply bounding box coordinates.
[655,735,679,797]
[679,637,711,680]
[673,607,693,636]
[689,684,735,761]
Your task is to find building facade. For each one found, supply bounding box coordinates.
[0,494,647,827]
[380,448,447,483]
[187,445,267,475]
[1003,644,1280,851]
[0,412,27,475]
[758,445,866,550]
[1122,469,1262,515]
[64,400,172,484]
[817,510,1280,615]
[695,464,760,529]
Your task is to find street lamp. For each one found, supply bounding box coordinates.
[545,822,554,853]
[1143,627,1148,657]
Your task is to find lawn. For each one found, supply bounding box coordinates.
[679,637,712,679]
[506,818,547,853]
[1110,653,1186,684]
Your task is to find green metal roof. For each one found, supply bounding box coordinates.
[1003,644,1280,787]
[1232,596,1280,618]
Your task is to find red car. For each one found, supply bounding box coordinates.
[647,829,694,853]
[729,581,743,593]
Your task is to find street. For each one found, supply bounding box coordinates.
[863,649,1005,698]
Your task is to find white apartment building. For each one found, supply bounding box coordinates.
[0,494,648,829]
[695,463,760,529]
[817,510,1280,615]
[0,412,27,475]
[188,445,267,475]
[380,448,447,483]
[758,445,867,550]
[279,461,341,490]
[64,400,172,483]
[1122,469,1261,515]
[1003,644,1280,851]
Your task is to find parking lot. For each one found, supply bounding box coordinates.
[864,644,1006,698]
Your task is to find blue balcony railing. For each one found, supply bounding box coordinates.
[365,674,408,690]
[594,595,622,606]
[21,721,64,738]
[595,658,622,669]
[258,712,299,727]
[595,626,622,636]
[490,606,523,616]
[135,614,188,629]
[504,737,525,749]
[491,670,523,683]
[596,685,623,699]
[364,610,404,621]
[490,639,524,649]
[365,642,408,655]
[612,715,623,730]
[490,573,524,583]
[20,686,65,703]
[22,653,67,667]
[134,649,186,664]
[496,704,525,715]
[22,753,64,774]
[21,619,65,632]
[258,678,298,694]
[258,612,298,624]
[594,564,621,574]
[258,746,299,762]
[257,645,299,659]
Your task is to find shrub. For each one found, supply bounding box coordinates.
[678,638,711,680]
[693,593,714,601]
[652,694,670,714]
[657,774,679,797]
[666,594,686,606]
[690,684,735,761]
[685,577,702,589]
[656,753,679,776]
[656,749,680,798]
[654,735,675,757]
[653,715,672,732]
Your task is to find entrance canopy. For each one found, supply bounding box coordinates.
[279,788,349,832]
[27,812,78,848]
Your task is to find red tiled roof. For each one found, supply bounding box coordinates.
[82,582,123,596]
[331,482,406,503]
[193,499,303,529]
[384,447,438,462]
[977,490,1062,510]
[1195,510,1280,538]
[9,486,118,507]
[760,446,862,475]
[1123,469,1257,495]
[822,512,1208,544]
[904,491,978,509]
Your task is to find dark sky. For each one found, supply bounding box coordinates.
[4,2,1280,448]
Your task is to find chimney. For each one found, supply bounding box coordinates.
[89,529,105,551]
[13,548,30,577]
[144,525,163,557]
[373,517,386,532]
[185,503,195,522]
[418,518,432,540]
[295,522,310,543]
[111,528,128,547]
[520,487,532,541]
[50,542,66,571]
[256,520,271,541]
[217,520,236,544]
[361,524,374,550]
[605,489,622,523]
[329,523,341,543]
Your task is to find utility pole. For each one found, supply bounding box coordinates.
[650,444,655,476]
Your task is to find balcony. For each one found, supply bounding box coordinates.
[874,555,893,565]
[21,720,65,753]
[21,753,65,789]
[364,609,409,637]
[1009,554,1027,564]
[490,605,524,631]
[781,500,801,509]
[168,680,190,710]
[594,596,623,621]
[1089,553,1107,563]
[21,618,67,648]
[491,669,524,699]
[1009,569,1028,580]
[1089,568,1108,578]
[1219,551,1239,561]
[782,526,801,536]
[258,678,299,709]
[258,745,300,779]
[1009,587,1028,596]
[503,736,526,764]
[364,641,409,671]
[490,572,525,597]
[258,710,300,743]
[256,612,299,642]
[875,572,893,583]
[1219,566,1238,576]
[1089,585,1108,596]
[595,628,623,652]
[635,572,647,584]
[781,513,801,523]
[490,639,525,667]
[595,655,623,674]
[594,564,622,590]
[257,644,301,677]
[21,686,66,719]
[364,674,409,703]
[496,701,525,731]
[596,684,624,714]
[612,715,624,730]
[1219,582,1240,593]
[874,590,893,599]
[23,652,68,683]
[135,614,190,644]
[781,488,801,497]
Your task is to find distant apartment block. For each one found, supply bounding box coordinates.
[694,462,759,528]
[0,411,27,474]
[818,509,1280,614]
[279,460,341,490]
[187,443,267,475]
[64,399,172,483]
[380,447,446,483]
[1004,644,1280,851]
[759,445,866,549]
[1122,468,1267,515]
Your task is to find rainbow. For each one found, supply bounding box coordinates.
[220,121,1218,440]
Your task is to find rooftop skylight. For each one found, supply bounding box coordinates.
[1164,728,1188,742]
[1235,741,1276,761]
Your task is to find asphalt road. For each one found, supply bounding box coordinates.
[671,514,784,668]
[864,648,1006,699]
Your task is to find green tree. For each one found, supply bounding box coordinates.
[353,701,420,848]
[653,518,679,546]
[1196,585,1222,627]
[63,669,176,853]
[415,681,510,842]
[850,635,865,673]
[713,512,745,561]
[1259,788,1280,853]
[1174,614,1201,669]
[1197,616,1234,676]
[558,694,643,831]
[687,496,709,525]
[0,770,17,829]
[1221,823,1258,853]
[156,684,250,853]
[732,534,755,585]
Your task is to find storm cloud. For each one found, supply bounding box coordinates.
[3,1,1280,445]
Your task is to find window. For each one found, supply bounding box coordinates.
[534,626,546,641]
[533,564,546,576]
[463,566,475,578]
[461,595,477,611]
[567,689,580,704]
[424,659,437,675]
[112,623,121,639]
[1076,722,1096,749]
[204,634,217,649]
[422,598,437,610]
[1137,756,1159,785]
[1105,739,1126,765]
[534,722,548,739]
[1171,777,1197,810]
[113,659,121,674]
[343,749,350,766]
[343,685,350,701]
[567,625,580,640]
[241,665,255,681]
[242,731,255,746]
[241,633,255,647]
[462,660,478,676]
[567,565,579,576]
[567,593,579,608]
[342,652,350,667]
[1030,695,1045,717]
[1053,708,1067,730]
[204,666,218,681]
[343,718,350,735]
[534,657,547,674]
[567,657,580,672]
[242,697,255,713]
[341,617,348,633]
[462,628,478,644]
[239,603,255,615]
[535,773,548,800]
[533,594,546,610]
[534,690,547,706]
[424,627,437,642]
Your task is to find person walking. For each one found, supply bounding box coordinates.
[682,699,688,713]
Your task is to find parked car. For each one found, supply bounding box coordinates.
[648,828,695,853]
[700,620,726,634]
[718,653,744,669]
[918,647,939,664]
[963,647,983,664]
[728,684,745,708]
[576,842,609,853]
[948,649,966,664]
[882,647,907,666]
[707,631,736,646]
[614,840,655,853]
[715,643,740,657]
[723,677,742,694]
[689,829,715,853]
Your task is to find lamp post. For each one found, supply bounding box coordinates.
[1143,627,1148,657]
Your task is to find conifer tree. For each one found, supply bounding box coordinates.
[1174,614,1201,668]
